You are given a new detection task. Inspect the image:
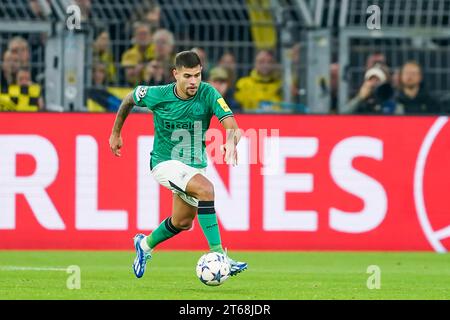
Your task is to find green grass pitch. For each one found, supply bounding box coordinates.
[0,251,449,300]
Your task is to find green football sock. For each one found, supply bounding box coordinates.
[197,201,224,253]
[146,217,181,249]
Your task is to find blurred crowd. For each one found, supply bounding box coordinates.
[88,22,448,115]
[340,52,444,115]
[88,14,284,114]
[0,0,448,114]
[0,36,44,111]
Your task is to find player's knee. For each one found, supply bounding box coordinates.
[196,182,214,201]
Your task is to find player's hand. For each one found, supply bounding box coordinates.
[220,142,238,166]
[109,134,123,157]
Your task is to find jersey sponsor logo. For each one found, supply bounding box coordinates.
[217,98,231,112]
[136,86,148,101]
[163,120,201,130]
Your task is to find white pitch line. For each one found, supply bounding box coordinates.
[0,266,67,272]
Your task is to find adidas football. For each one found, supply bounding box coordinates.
[196,252,231,286]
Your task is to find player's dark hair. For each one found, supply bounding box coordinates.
[175,51,202,69]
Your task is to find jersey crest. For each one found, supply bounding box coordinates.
[136,86,148,101]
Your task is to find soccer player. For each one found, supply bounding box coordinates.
[109,51,248,278]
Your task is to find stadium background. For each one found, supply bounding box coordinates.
[0,0,450,252]
[0,0,450,301]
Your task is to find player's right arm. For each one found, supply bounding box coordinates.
[109,92,135,157]
[110,85,161,156]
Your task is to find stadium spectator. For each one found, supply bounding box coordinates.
[122,50,143,87]
[75,0,92,22]
[8,36,45,87]
[391,67,401,90]
[121,22,155,84]
[218,51,237,84]
[191,47,209,79]
[8,36,30,68]
[330,62,339,113]
[29,0,51,19]
[216,52,238,104]
[344,64,398,114]
[92,61,108,88]
[2,66,45,111]
[143,59,166,86]
[28,0,50,82]
[289,43,301,103]
[234,49,282,112]
[93,30,117,84]
[153,29,175,60]
[366,52,387,70]
[208,66,241,112]
[16,67,32,86]
[152,29,176,82]
[1,50,20,89]
[144,4,162,30]
[88,62,121,112]
[395,61,441,114]
[131,1,161,30]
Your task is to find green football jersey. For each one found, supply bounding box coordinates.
[132,82,233,169]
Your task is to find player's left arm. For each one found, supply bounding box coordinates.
[220,116,241,166]
[208,82,240,165]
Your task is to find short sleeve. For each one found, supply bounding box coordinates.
[132,85,162,110]
[206,83,234,122]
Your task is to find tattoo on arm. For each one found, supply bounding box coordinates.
[111,93,135,135]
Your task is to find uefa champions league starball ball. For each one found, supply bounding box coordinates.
[196,252,231,286]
